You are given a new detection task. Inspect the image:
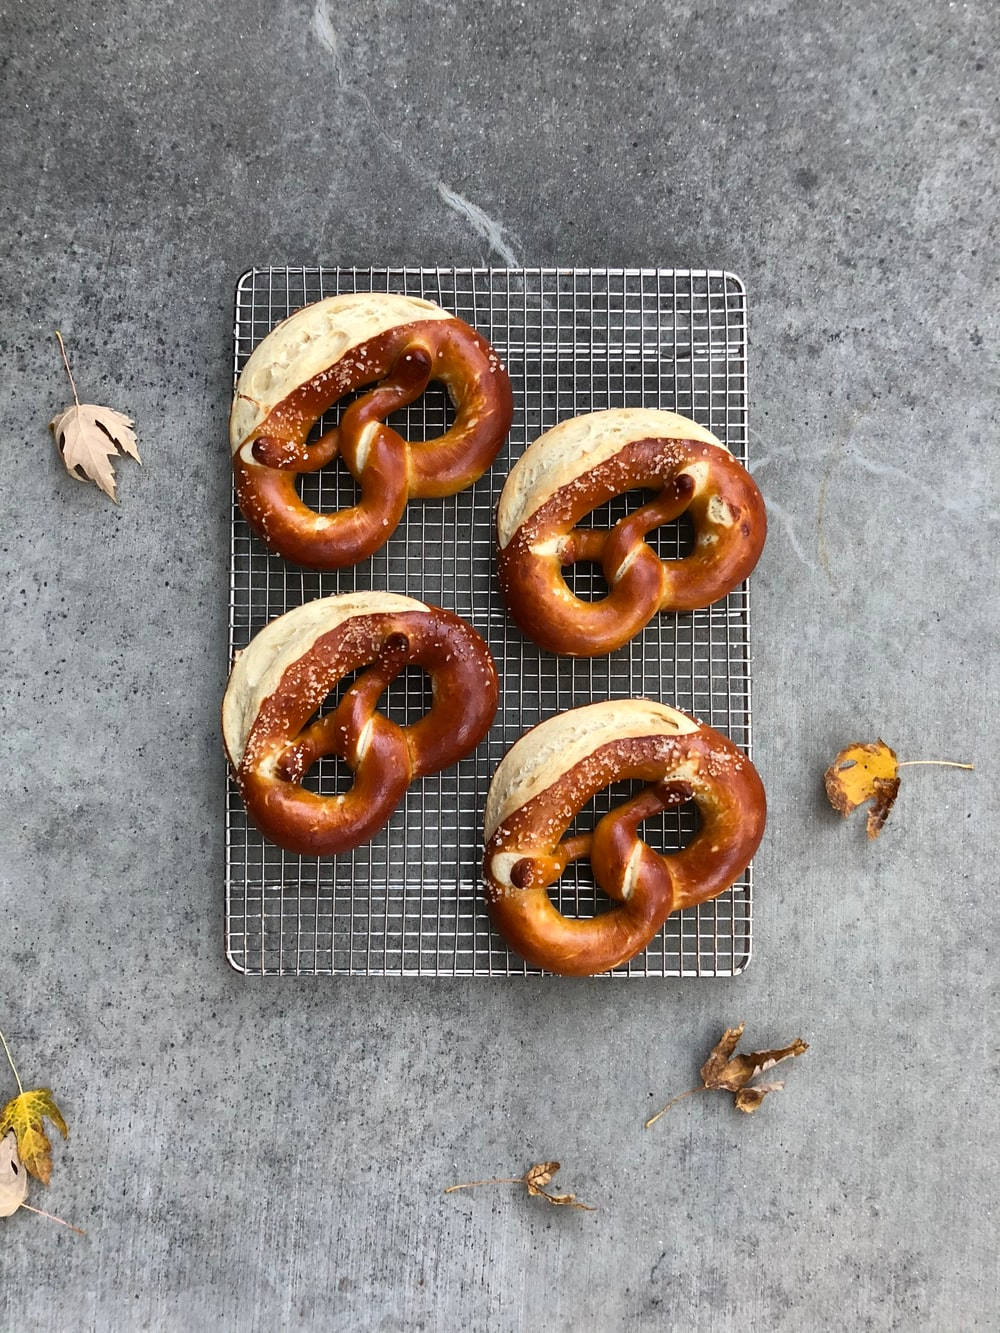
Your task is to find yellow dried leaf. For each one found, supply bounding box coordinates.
[0,1089,68,1186]
[824,740,900,839]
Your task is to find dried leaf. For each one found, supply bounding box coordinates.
[0,1089,68,1185]
[647,1024,808,1126]
[824,739,974,839]
[824,738,899,833]
[699,1023,746,1087]
[444,1161,596,1211]
[702,1031,810,1094]
[51,403,140,502]
[524,1161,558,1195]
[0,1132,27,1218]
[735,1082,785,1114]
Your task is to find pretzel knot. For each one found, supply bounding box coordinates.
[230,293,513,570]
[223,594,498,856]
[497,408,767,656]
[482,701,766,975]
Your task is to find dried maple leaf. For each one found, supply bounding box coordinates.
[646,1022,808,1126]
[0,1089,68,1185]
[824,740,973,839]
[0,1132,28,1218]
[49,331,140,502]
[445,1160,596,1211]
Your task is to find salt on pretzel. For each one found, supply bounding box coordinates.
[231,293,513,569]
[497,409,766,656]
[482,700,765,975]
[223,593,498,856]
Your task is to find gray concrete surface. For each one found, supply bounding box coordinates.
[1,0,998,1328]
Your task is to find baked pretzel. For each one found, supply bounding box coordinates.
[223,593,498,856]
[497,409,766,656]
[230,293,513,569]
[482,700,765,975]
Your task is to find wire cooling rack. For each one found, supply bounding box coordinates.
[226,267,753,977]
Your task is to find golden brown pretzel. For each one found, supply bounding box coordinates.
[482,700,765,975]
[497,409,766,656]
[223,593,498,856]
[230,293,513,569]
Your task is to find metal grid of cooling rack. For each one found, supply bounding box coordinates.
[226,267,754,977]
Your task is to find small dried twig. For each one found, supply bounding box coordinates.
[445,1161,596,1211]
[19,1202,86,1235]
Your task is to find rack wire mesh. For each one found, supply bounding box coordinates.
[226,267,753,977]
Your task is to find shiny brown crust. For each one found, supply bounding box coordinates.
[227,604,498,856]
[483,704,765,976]
[499,431,766,656]
[233,315,513,570]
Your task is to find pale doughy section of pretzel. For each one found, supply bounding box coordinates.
[483,699,698,841]
[223,591,427,768]
[497,408,726,549]
[482,699,765,976]
[230,293,450,451]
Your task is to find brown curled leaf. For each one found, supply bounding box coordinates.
[703,1035,810,1093]
[647,1024,808,1127]
[523,1161,558,1195]
[445,1161,596,1211]
[699,1023,746,1088]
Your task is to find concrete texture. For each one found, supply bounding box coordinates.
[1,0,998,1328]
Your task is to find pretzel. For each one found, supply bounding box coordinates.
[223,593,498,856]
[482,700,765,975]
[230,293,513,569]
[497,409,766,656]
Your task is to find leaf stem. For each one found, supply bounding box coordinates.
[897,760,974,770]
[645,1085,703,1128]
[19,1202,87,1235]
[444,1176,523,1193]
[0,1027,23,1095]
[54,331,80,407]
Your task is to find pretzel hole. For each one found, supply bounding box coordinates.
[381,665,435,727]
[297,751,355,797]
[563,561,611,602]
[552,780,700,916]
[295,450,363,513]
[579,489,696,560]
[304,663,436,732]
[386,379,455,442]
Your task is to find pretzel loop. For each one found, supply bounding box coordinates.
[482,701,766,976]
[231,294,513,570]
[223,595,499,857]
